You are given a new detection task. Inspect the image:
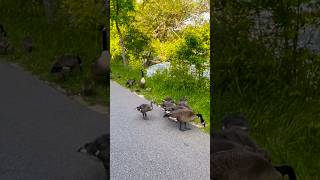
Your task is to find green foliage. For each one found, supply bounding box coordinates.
[173,24,210,74]
[61,0,106,29]
[134,0,199,41]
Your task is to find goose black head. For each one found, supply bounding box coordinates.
[196,114,205,127]
[51,63,62,73]
[180,96,187,101]
[221,113,249,132]
[76,55,83,71]
[101,26,107,51]
[0,24,6,37]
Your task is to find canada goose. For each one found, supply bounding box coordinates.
[211,149,296,180]
[78,134,109,172]
[0,37,9,54]
[222,113,250,132]
[0,24,6,37]
[212,128,270,161]
[139,70,146,88]
[0,26,9,54]
[161,100,176,111]
[136,101,154,120]
[212,137,254,154]
[51,54,82,80]
[163,109,205,131]
[22,36,33,52]
[176,96,191,110]
[220,126,270,161]
[163,96,175,102]
[92,26,109,80]
[126,79,135,87]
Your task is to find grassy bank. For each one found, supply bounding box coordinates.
[213,88,320,179]
[0,2,108,106]
[111,61,210,133]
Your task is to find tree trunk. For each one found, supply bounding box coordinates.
[115,20,127,66]
[114,0,127,66]
[106,0,110,52]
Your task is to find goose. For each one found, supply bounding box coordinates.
[161,100,176,111]
[0,26,9,54]
[163,109,205,131]
[22,36,33,52]
[222,113,250,132]
[139,70,146,88]
[221,126,270,161]
[92,26,109,80]
[0,37,9,54]
[163,96,174,102]
[136,101,154,120]
[126,79,135,87]
[211,149,296,180]
[212,127,270,161]
[212,137,255,154]
[178,96,188,107]
[78,134,109,172]
[0,24,6,37]
[51,54,82,80]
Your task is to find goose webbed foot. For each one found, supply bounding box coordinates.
[179,122,187,131]
[184,122,191,130]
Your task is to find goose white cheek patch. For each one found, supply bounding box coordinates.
[168,117,178,122]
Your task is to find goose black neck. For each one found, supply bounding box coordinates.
[274,165,296,180]
[102,27,107,51]
[196,114,204,123]
[0,24,7,37]
[0,24,4,33]
[141,70,144,77]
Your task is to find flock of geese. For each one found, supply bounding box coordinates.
[136,96,206,131]
[212,114,297,180]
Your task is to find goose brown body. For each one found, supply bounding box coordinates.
[164,109,205,131]
[136,101,154,119]
[92,27,109,80]
[0,27,9,54]
[51,54,82,80]
[212,150,282,180]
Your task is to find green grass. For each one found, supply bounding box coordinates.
[0,3,108,106]
[111,61,210,133]
[214,89,320,179]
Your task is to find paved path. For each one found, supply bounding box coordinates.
[110,81,210,180]
[0,60,108,180]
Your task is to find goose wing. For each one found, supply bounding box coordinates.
[212,150,281,180]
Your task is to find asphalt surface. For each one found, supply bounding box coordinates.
[0,60,108,180]
[110,81,210,180]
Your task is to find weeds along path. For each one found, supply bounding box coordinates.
[110,80,209,180]
[0,60,107,180]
